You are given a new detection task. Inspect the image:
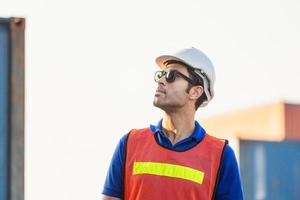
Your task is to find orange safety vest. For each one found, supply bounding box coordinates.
[124,128,227,200]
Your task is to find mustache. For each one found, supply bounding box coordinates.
[156,87,166,94]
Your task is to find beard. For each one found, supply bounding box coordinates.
[153,94,186,112]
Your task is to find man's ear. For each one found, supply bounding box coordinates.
[189,86,204,100]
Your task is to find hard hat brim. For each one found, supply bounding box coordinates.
[156,55,192,70]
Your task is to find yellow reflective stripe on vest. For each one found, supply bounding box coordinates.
[133,161,205,184]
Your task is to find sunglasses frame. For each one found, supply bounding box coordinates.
[154,69,198,85]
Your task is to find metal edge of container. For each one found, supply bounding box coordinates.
[0,17,25,200]
[9,17,25,200]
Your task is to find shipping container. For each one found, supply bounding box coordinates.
[240,140,300,200]
[202,101,300,141]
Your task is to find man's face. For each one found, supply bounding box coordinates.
[153,63,191,111]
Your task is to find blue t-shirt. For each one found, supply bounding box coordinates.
[102,120,243,199]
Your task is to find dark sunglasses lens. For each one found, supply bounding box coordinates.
[154,71,165,82]
[165,70,176,83]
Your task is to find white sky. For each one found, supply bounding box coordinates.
[1,0,300,199]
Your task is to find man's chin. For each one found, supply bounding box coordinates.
[153,99,166,111]
[153,99,159,107]
[153,99,162,108]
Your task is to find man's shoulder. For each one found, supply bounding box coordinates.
[128,127,153,139]
[204,132,227,141]
[222,144,236,162]
[130,127,151,134]
[119,127,152,143]
[203,133,228,149]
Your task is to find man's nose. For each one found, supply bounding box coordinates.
[158,77,166,86]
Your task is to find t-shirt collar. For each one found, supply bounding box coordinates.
[150,119,206,142]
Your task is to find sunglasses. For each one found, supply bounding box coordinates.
[154,70,198,85]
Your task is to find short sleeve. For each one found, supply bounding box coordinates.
[102,134,129,198]
[215,144,244,200]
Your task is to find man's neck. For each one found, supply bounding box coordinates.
[162,110,195,145]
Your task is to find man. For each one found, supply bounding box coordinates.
[102,47,243,200]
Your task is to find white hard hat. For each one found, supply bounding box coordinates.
[155,47,215,107]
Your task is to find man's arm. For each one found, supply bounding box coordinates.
[102,134,128,199]
[215,145,244,200]
[101,195,121,200]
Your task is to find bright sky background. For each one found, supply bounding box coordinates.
[1,0,300,199]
